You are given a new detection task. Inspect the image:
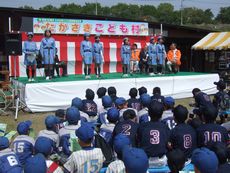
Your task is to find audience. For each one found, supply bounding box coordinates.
[2,84,230,173]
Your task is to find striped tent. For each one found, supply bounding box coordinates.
[192,32,230,50]
[9,33,149,77]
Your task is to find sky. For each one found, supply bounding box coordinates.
[0,0,230,16]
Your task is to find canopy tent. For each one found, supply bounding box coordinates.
[192,32,230,50]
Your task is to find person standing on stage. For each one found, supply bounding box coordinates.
[139,44,149,74]
[148,37,157,76]
[130,43,140,74]
[121,37,131,77]
[23,32,38,82]
[156,37,167,75]
[40,29,56,80]
[80,33,93,79]
[167,43,181,73]
[93,34,104,78]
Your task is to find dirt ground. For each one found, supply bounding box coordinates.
[0,98,194,136]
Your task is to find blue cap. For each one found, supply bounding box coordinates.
[164,96,175,106]
[35,137,53,156]
[114,134,131,155]
[24,153,47,173]
[17,120,32,135]
[27,32,34,36]
[75,122,94,142]
[115,97,126,106]
[102,96,112,108]
[71,97,83,110]
[140,94,151,107]
[84,33,90,37]
[0,136,9,149]
[107,107,119,122]
[122,146,149,173]
[45,115,60,128]
[192,147,219,173]
[66,107,80,124]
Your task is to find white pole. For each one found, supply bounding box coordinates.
[180,0,183,25]
[160,24,163,35]
[95,0,98,15]
[8,17,11,32]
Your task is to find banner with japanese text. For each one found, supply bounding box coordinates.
[33,18,149,36]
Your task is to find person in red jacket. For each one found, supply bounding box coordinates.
[167,43,181,73]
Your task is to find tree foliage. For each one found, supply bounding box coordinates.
[19,3,230,25]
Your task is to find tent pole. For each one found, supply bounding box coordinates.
[190,49,193,72]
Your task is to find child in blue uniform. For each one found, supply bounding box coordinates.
[148,37,157,76]
[0,136,22,173]
[93,34,104,78]
[12,120,35,165]
[121,37,131,77]
[156,37,166,74]
[23,32,38,82]
[80,33,93,79]
[169,105,197,159]
[40,29,56,80]
[138,100,170,167]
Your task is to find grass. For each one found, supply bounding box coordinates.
[0,97,194,136]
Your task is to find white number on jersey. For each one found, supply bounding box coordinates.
[7,156,18,166]
[14,142,25,153]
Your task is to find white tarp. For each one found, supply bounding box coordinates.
[21,74,219,112]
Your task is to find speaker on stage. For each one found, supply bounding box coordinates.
[5,33,22,56]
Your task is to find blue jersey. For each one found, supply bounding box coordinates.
[169,123,197,158]
[99,123,115,143]
[194,92,212,108]
[40,37,56,65]
[0,148,22,173]
[127,98,141,111]
[23,40,38,65]
[197,123,229,147]
[113,120,139,147]
[217,163,230,173]
[12,135,35,165]
[121,44,131,65]
[156,43,166,65]
[93,42,104,64]
[151,94,165,103]
[80,40,93,65]
[82,99,98,117]
[138,121,170,157]
[148,43,157,65]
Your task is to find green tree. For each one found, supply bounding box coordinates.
[19,5,34,10]
[39,5,58,11]
[58,3,82,14]
[156,3,176,24]
[216,7,230,24]
[81,3,102,15]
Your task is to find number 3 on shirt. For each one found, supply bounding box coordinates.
[83,159,99,173]
[150,130,160,144]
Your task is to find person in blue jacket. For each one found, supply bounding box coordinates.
[148,37,158,76]
[156,37,167,74]
[93,34,104,78]
[80,33,93,79]
[40,29,56,80]
[121,37,131,77]
[23,32,38,82]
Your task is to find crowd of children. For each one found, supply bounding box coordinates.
[0,80,230,173]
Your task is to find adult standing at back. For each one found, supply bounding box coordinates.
[40,29,56,80]
[148,37,157,76]
[93,34,104,78]
[121,37,131,77]
[156,36,167,74]
[80,33,93,79]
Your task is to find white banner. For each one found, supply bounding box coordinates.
[33,18,149,36]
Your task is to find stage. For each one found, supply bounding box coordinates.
[14,72,219,112]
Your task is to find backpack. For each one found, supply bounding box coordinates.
[94,134,114,166]
[219,92,230,111]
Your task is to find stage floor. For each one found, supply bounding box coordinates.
[15,72,219,112]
